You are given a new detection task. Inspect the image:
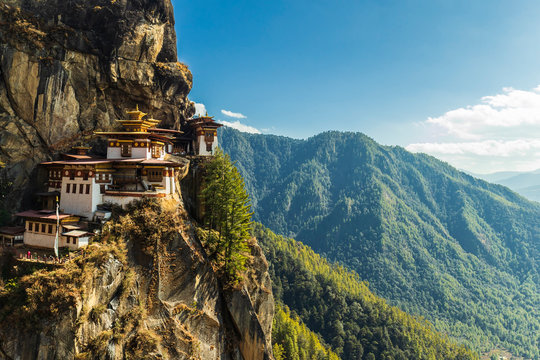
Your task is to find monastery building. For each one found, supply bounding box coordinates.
[1,107,223,251]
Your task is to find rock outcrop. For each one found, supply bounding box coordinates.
[0,1,276,358]
[0,199,274,359]
[0,0,195,209]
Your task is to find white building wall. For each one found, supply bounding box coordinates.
[75,236,89,249]
[25,231,87,250]
[132,147,151,159]
[107,147,121,159]
[169,170,176,194]
[197,135,210,156]
[64,236,89,250]
[24,231,57,248]
[164,168,171,193]
[60,177,99,219]
[213,135,219,153]
[92,179,103,214]
[196,135,218,156]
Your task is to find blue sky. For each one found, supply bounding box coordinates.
[172,0,540,173]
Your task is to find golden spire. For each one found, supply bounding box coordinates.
[126,105,147,120]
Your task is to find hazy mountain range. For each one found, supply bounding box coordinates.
[470,169,540,203]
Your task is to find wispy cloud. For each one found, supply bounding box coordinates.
[193,103,260,134]
[221,109,247,119]
[221,120,261,134]
[425,86,540,140]
[407,85,540,173]
[407,139,540,157]
[194,103,207,117]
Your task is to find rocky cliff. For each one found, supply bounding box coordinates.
[0,198,274,359]
[0,0,195,209]
[0,1,276,358]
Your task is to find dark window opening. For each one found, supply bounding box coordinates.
[121,143,132,157]
[48,224,53,234]
[66,183,70,193]
[79,184,84,194]
[86,184,90,194]
[148,169,163,182]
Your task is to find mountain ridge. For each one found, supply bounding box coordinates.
[468,169,540,202]
[220,127,540,358]
[254,222,478,360]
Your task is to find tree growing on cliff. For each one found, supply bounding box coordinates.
[201,148,252,283]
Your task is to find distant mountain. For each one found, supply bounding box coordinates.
[470,169,540,202]
[220,128,540,358]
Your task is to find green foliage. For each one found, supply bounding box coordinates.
[221,128,540,358]
[273,303,339,360]
[273,343,285,360]
[200,148,253,283]
[255,223,478,360]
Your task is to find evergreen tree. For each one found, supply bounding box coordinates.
[201,148,253,282]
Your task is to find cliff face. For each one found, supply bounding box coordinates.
[0,1,275,358]
[0,0,195,208]
[0,199,274,359]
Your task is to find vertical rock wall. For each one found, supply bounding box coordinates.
[0,0,195,209]
[0,199,275,359]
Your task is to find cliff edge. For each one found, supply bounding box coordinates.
[0,0,194,209]
[0,1,275,358]
[0,198,274,359]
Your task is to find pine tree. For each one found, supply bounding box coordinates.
[201,148,252,283]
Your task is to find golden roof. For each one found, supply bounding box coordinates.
[126,105,147,120]
[94,106,166,135]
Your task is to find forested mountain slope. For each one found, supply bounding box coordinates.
[254,224,478,360]
[221,128,540,358]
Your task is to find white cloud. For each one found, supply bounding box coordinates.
[407,139,540,157]
[194,103,206,117]
[408,85,540,173]
[192,104,259,134]
[426,86,540,140]
[221,109,247,119]
[221,120,261,134]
